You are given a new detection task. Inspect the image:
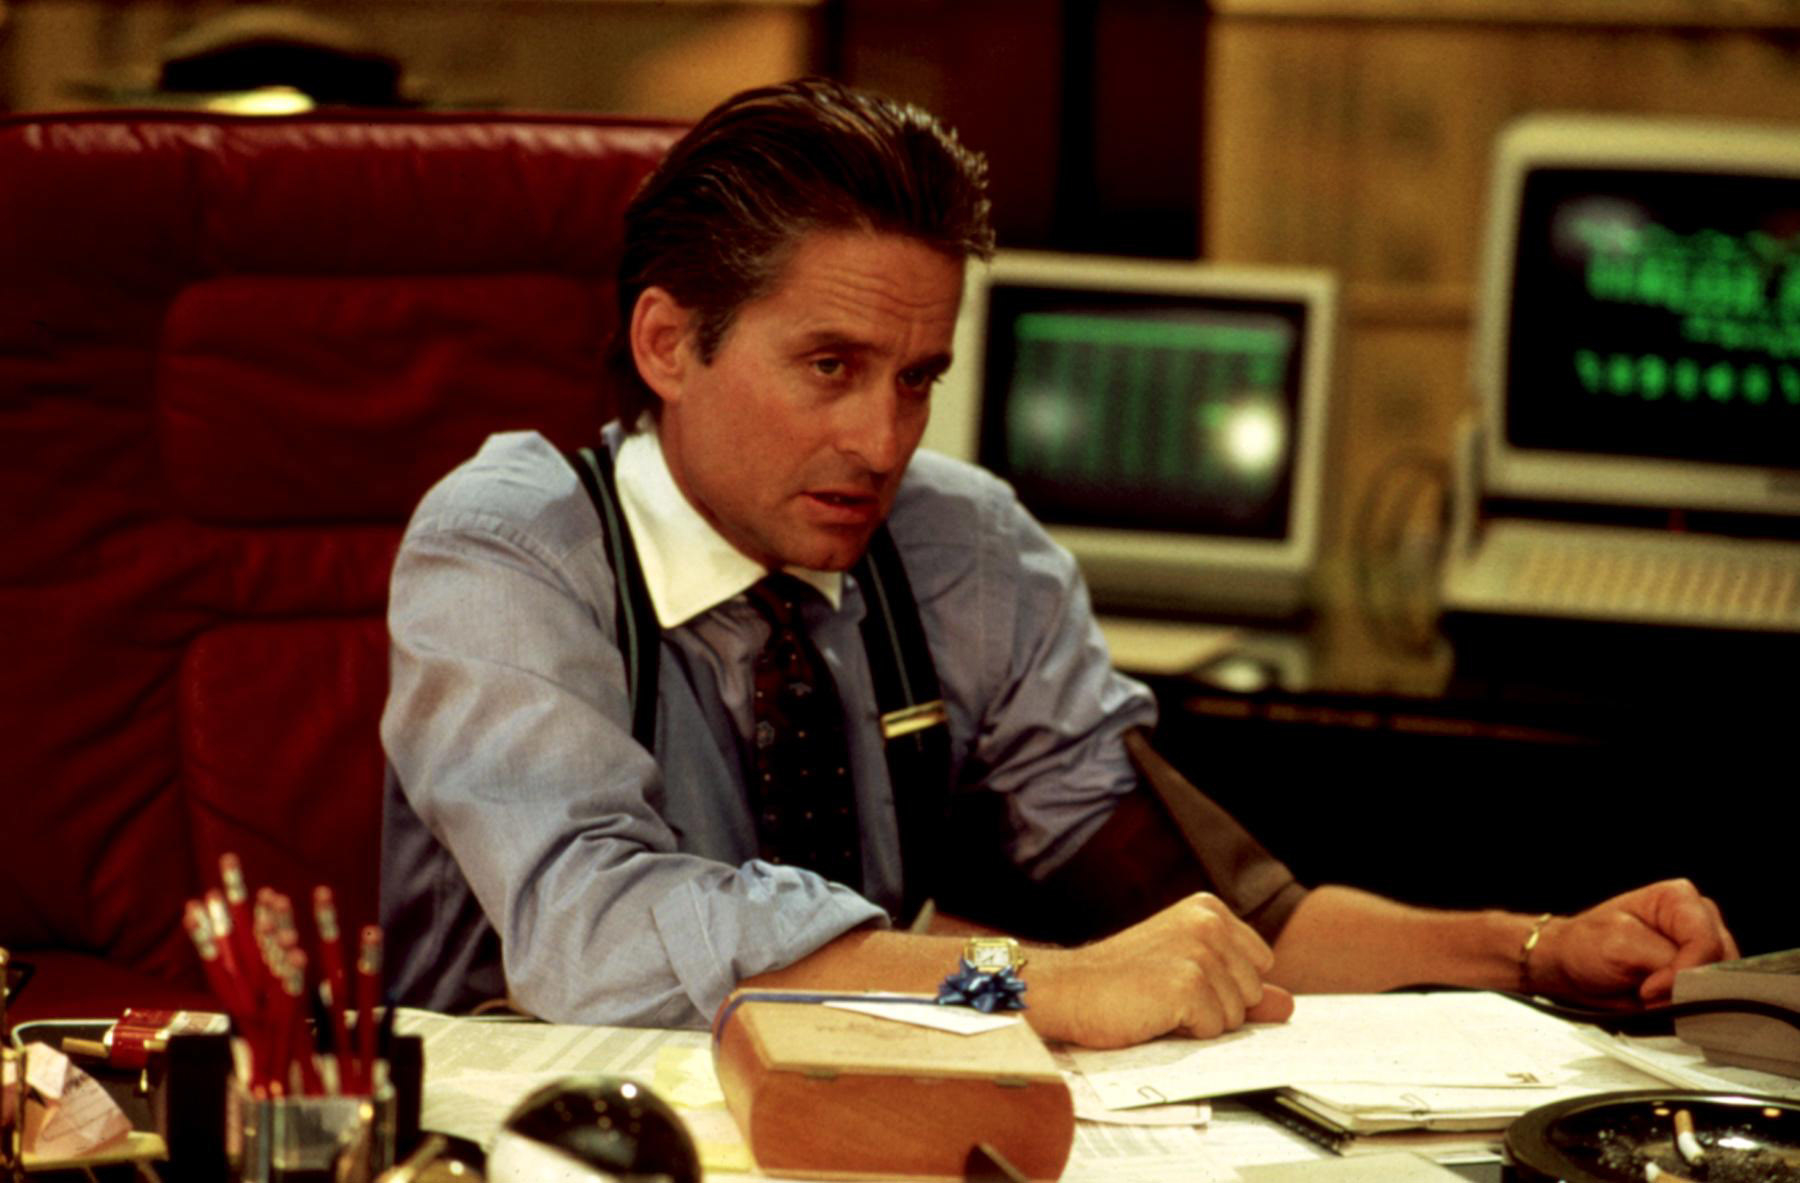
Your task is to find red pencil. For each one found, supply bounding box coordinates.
[265,962,293,1098]
[284,948,322,1096]
[183,899,243,1017]
[312,886,358,1094]
[202,890,251,1019]
[354,926,382,1094]
[219,854,259,999]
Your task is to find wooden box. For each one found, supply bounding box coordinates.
[711,991,1074,1181]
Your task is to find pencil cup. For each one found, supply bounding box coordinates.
[228,1078,396,1183]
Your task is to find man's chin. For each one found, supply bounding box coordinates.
[784,524,879,572]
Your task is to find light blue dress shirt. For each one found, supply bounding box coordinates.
[380,425,1157,1027]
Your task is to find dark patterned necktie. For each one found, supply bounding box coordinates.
[744,574,863,891]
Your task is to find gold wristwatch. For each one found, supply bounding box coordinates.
[963,936,1026,975]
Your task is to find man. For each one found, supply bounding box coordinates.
[380,78,1736,1050]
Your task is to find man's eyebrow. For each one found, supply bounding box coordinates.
[792,332,953,374]
[793,330,876,354]
[906,351,954,377]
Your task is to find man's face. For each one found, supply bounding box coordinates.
[651,230,964,571]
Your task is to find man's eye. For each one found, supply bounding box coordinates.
[899,367,941,394]
[812,357,846,378]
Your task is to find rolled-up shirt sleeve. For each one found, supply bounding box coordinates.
[382,443,884,1027]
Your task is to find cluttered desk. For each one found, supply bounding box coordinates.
[8,973,1800,1182]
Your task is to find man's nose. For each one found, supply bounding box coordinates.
[835,386,909,473]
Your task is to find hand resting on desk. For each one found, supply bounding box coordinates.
[1026,892,1295,1049]
[1526,877,1739,1005]
[1266,879,1738,1010]
[745,890,1294,1051]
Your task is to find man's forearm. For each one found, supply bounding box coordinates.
[742,928,967,997]
[1268,884,1539,995]
[739,928,1115,1044]
[743,893,1296,1050]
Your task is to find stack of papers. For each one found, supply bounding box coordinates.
[1065,992,1734,1158]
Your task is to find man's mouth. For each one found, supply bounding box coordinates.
[803,489,882,522]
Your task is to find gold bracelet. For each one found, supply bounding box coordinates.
[1519,912,1555,994]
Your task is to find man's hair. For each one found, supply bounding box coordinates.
[608,76,995,428]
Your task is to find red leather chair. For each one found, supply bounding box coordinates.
[0,111,682,1020]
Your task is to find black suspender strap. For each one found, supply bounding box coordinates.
[565,443,951,925]
[850,528,951,926]
[569,445,660,750]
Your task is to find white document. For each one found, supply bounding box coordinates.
[1065,1070,1211,1128]
[1075,993,1618,1110]
[394,1008,712,1151]
[1288,992,1682,1129]
[23,1042,72,1099]
[1578,1028,1800,1100]
[1238,1150,1472,1181]
[822,998,1022,1035]
[1208,1100,1333,1166]
[1058,1122,1237,1183]
[19,1045,133,1163]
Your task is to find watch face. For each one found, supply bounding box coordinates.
[966,939,1015,973]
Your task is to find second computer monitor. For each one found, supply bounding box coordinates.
[1475,112,1800,517]
[923,251,1338,620]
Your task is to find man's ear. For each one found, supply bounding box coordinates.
[630,286,695,405]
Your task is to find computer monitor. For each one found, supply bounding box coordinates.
[1474,112,1800,518]
[923,250,1338,620]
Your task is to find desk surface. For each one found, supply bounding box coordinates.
[394,999,1800,1183]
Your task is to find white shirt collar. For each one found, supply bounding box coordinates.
[613,421,843,628]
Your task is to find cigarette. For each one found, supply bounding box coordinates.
[1674,1108,1705,1165]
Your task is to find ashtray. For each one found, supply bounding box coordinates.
[1507,1089,1800,1182]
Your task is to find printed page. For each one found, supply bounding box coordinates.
[1580,1029,1800,1100]
[1058,1122,1238,1183]
[18,1046,133,1162]
[1072,994,1590,1110]
[394,1009,711,1150]
[1291,993,1677,1125]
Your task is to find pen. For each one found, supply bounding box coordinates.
[355,926,382,1094]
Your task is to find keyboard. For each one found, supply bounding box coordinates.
[1442,521,1800,631]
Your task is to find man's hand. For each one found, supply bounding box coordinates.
[1530,878,1739,1004]
[1028,893,1295,1049]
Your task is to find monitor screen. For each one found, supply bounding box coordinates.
[1477,114,1800,515]
[924,251,1337,619]
[978,286,1304,541]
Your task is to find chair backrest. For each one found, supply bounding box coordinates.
[0,111,682,994]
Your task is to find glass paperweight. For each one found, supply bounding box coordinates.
[485,1076,699,1183]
